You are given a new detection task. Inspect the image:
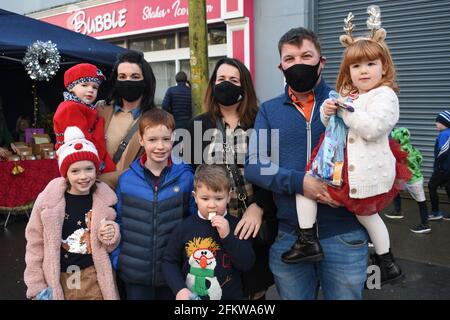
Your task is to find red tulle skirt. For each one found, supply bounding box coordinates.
[306,135,411,216]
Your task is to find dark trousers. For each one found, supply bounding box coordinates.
[126,284,174,300]
[394,194,429,224]
[428,172,450,212]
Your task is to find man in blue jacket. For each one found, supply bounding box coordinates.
[245,27,368,300]
[162,71,192,130]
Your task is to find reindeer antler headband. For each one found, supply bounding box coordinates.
[339,5,386,47]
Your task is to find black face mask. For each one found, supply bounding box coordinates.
[213,81,244,107]
[282,60,321,93]
[115,80,147,102]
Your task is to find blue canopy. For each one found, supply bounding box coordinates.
[0,8,126,66]
[0,9,128,132]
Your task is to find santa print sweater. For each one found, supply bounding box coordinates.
[162,214,255,300]
[53,100,115,173]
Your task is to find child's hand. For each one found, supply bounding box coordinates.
[99,219,115,241]
[323,99,338,116]
[211,215,230,239]
[176,288,192,300]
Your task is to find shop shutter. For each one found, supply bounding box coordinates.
[316,0,450,183]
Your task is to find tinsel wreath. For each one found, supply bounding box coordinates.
[22,40,61,82]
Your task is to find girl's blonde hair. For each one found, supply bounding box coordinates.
[336,39,399,96]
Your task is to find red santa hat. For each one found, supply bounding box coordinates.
[56,126,100,177]
[64,63,106,91]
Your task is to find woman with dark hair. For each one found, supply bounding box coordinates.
[186,57,275,300]
[12,115,31,142]
[97,50,156,189]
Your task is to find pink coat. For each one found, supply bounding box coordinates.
[24,177,120,300]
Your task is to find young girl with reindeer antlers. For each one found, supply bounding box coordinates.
[24,126,120,300]
[285,5,410,286]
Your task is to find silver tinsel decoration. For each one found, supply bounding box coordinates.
[23,40,61,82]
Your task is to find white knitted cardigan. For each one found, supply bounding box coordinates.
[320,86,399,199]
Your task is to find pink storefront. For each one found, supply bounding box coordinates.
[34,0,254,103]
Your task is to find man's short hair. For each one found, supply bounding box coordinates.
[175,71,188,83]
[278,27,321,56]
[194,164,231,192]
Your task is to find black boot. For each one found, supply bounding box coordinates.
[374,249,404,285]
[281,227,324,264]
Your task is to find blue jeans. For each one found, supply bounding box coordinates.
[269,228,368,300]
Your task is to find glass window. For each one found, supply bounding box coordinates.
[149,61,176,106]
[129,34,175,52]
[107,40,126,48]
[179,32,189,48]
[179,26,226,48]
[180,56,226,79]
[208,27,226,45]
[129,37,149,52]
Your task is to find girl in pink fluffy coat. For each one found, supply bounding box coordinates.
[24,126,120,300]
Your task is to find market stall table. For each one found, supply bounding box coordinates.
[0,159,60,227]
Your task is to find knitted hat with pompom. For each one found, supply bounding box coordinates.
[56,126,100,177]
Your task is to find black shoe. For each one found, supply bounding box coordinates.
[410,223,431,234]
[281,227,324,264]
[374,249,404,285]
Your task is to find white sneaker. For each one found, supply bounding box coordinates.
[384,212,404,219]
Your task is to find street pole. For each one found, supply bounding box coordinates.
[188,0,209,115]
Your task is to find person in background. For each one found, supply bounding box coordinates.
[97,51,157,189]
[162,71,192,130]
[386,127,431,234]
[427,110,450,221]
[12,115,30,142]
[0,100,14,159]
[24,126,120,300]
[162,164,255,300]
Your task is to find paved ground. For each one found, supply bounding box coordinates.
[266,198,450,300]
[1,197,450,300]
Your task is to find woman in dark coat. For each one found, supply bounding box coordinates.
[185,58,276,299]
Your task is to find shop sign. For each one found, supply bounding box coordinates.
[41,0,222,38]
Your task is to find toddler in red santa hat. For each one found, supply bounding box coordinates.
[53,63,115,174]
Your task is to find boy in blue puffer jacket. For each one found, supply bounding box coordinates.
[112,108,197,300]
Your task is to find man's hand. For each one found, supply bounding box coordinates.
[303,174,342,207]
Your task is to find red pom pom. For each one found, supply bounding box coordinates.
[74,143,83,150]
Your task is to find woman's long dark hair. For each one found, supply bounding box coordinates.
[107,50,156,113]
[204,57,258,130]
